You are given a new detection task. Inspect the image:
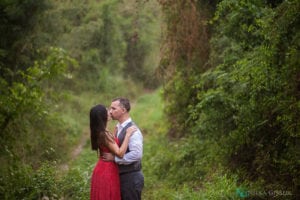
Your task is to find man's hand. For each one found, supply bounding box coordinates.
[101,152,115,162]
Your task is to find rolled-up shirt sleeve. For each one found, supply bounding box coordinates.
[115,129,143,165]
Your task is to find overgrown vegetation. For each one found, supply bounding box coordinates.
[1,0,299,199]
[156,0,299,199]
[0,0,161,199]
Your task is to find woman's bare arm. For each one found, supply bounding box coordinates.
[106,126,136,158]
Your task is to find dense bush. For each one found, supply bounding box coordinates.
[0,0,50,73]
[0,161,91,199]
[0,0,162,199]
[158,0,299,198]
[0,47,76,165]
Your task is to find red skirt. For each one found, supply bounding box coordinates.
[90,159,121,200]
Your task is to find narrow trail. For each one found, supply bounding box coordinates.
[60,128,90,171]
[71,128,89,159]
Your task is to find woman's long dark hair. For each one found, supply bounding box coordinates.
[89,104,108,151]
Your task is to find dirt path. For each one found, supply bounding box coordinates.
[60,128,89,171]
[72,128,89,159]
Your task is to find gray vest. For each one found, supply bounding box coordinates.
[117,121,142,174]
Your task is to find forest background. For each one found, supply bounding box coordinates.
[0,0,299,199]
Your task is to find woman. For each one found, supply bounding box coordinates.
[89,104,136,200]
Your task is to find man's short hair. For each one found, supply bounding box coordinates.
[112,97,131,112]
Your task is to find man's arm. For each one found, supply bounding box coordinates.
[101,152,115,161]
[115,129,143,165]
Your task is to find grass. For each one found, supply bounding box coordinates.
[68,88,249,200]
[68,88,167,199]
[130,88,165,134]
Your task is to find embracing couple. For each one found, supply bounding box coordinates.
[89,97,144,200]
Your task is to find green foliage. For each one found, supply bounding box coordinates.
[40,0,162,92]
[208,0,299,192]
[0,0,50,74]
[0,161,91,199]
[0,47,74,136]
[4,0,299,198]
[33,162,61,199]
[59,167,91,200]
[158,0,213,137]
[0,47,77,199]
[159,0,300,198]
[0,46,74,127]
[0,161,34,199]
[0,0,162,199]
[51,0,126,92]
[132,90,251,199]
[0,162,58,199]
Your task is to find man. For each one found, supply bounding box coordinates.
[103,97,144,200]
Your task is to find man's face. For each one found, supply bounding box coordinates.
[109,100,125,121]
